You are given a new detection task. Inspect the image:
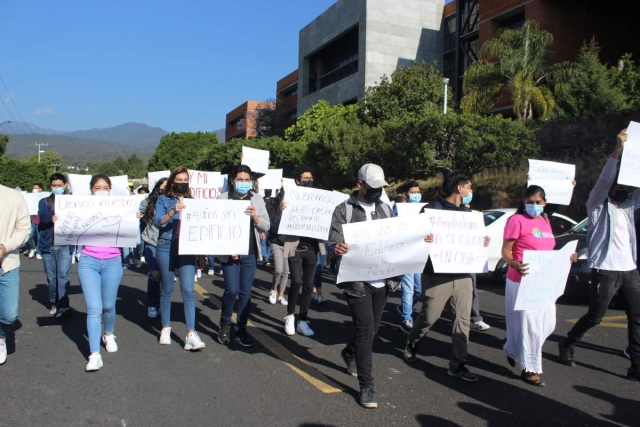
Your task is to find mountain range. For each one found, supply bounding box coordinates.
[1,122,225,167]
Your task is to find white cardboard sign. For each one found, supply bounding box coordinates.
[278,187,346,240]
[188,170,222,200]
[68,174,130,196]
[618,121,640,187]
[241,146,270,174]
[395,202,427,217]
[258,169,283,192]
[527,159,575,205]
[148,170,171,191]
[22,192,50,215]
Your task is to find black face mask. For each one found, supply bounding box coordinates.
[363,187,383,203]
[611,190,629,204]
[300,180,314,188]
[173,183,189,195]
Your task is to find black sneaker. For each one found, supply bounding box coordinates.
[558,340,576,367]
[56,306,73,319]
[340,346,358,377]
[234,331,255,348]
[359,388,377,409]
[218,322,231,345]
[627,368,640,382]
[447,364,479,382]
[400,319,413,334]
[404,341,418,362]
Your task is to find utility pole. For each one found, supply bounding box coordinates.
[51,163,61,172]
[35,142,48,162]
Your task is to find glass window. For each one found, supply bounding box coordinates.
[483,211,506,227]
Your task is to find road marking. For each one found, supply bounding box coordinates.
[566,315,627,329]
[194,283,343,394]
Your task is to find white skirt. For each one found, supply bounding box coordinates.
[503,278,556,374]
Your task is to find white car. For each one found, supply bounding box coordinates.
[483,208,578,283]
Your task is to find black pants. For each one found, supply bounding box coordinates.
[566,268,640,369]
[344,284,389,389]
[287,243,318,320]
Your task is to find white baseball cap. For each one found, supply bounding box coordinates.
[357,163,388,188]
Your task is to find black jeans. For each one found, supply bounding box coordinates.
[287,243,318,320]
[344,284,389,389]
[566,268,640,369]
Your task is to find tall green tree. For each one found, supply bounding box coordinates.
[0,134,8,158]
[89,161,121,176]
[126,154,146,178]
[0,157,49,190]
[147,132,219,171]
[112,156,128,174]
[610,53,640,108]
[285,100,357,143]
[461,20,571,121]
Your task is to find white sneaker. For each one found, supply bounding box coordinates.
[159,327,172,345]
[471,321,491,331]
[147,307,158,318]
[28,249,36,259]
[207,269,214,276]
[278,296,288,306]
[71,255,76,264]
[284,314,296,335]
[36,253,42,260]
[296,320,315,337]
[49,305,57,316]
[140,256,146,264]
[196,269,202,279]
[194,275,199,283]
[85,353,103,372]
[102,334,118,352]
[184,331,206,351]
[0,338,6,365]
[269,290,277,305]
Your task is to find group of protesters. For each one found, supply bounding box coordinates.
[0,128,637,409]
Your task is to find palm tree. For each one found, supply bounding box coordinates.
[461,20,571,121]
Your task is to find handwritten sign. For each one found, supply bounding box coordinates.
[337,215,431,283]
[514,240,578,310]
[395,203,427,217]
[68,174,130,196]
[527,159,575,205]
[618,121,640,187]
[189,170,222,199]
[148,170,170,190]
[423,210,488,273]
[258,169,283,192]
[53,195,140,247]
[278,187,345,240]
[178,199,251,255]
[22,192,50,215]
[241,146,270,174]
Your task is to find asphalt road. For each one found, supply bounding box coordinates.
[0,257,636,427]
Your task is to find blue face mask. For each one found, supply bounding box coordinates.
[51,188,65,195]
[525,204,544,217]
[235,182,252,195]
[408,193,421,203]
[462,190,473,205]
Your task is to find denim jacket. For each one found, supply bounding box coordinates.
[155,195,180,242]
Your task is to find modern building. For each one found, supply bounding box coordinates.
[225,100,276,142]
[297,0,447,116]
[274,70,298,137]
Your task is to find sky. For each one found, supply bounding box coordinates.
[0,0,341,133]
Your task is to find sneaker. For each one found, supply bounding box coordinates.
[269,289,278,305]
[311,293,319,302]
[215,269,224,277]
[234,331,255,348]
[471,321,491,331]
[49,305,57,316]
[623,346,631,360]
[340,346,358,377]
[316,295,325,305]
[134,262,142,269]
[159,327,172,345]
[277,296,288,306]
[75,253,81,263]
[71,255,76,264]
[35,253,42,260]
[102,334,118,353]
[207,269,214,276]
[28,249,36,259]
[55,306,73,318]
[194,274,199,283]
[400,319,413,334]
[404,341,419,362]
[296,320,314,337]
[184,331,206,351]
[359,388,377,409]
[218,322,231,344]
[447,364,479,382]
[140,256,146,264]
[0,338,6,365]
[85,353,103,372]
[264,262,272,267]
[558,340,576,367]
[174,276,177,282]
[284,314,296,336]
[196,269,202,279]
[147,307,158,318]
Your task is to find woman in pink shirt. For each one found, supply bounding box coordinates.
[501,185,577,386]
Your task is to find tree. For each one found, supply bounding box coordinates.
[147,132,219,171]
[0,157,49,190]
[554,41,628,118]
[0,134,7,158]
[26,150,64,176]
[285,100,358,143]
[89,160,121,176]
[610,53,640,108]
[112,156,128,174]
[126,154,146,178]
[461,20,571,121]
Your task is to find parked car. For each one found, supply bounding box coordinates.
[483,208,578,284]
[553,218,590,299]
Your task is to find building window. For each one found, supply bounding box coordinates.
[444,16,456,53]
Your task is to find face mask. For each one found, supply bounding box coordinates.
[51,188,65,195]
[235,182,252,195]
[363,187,383,203]
[611,190,629,204]
[408,193,421,203]
[95,191,110,196]
[299,180,314,188]
[173,183,189,194]
[525,204,544,217]
[461,190,473,205]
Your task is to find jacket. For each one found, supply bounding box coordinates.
[37,194,70,253]
[140,197,159,246]
[216,190,270,263]
[328,191,395,297]
[0,185,31,273]
[155,195,182,241]
[586,157,640,269]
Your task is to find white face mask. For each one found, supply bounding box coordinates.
[94,191,110,196]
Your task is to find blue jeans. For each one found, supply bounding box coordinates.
[144,245,160,309]
[220,255,257,333]
[156,239,196,331]
[400,273,422,322]
[78,255,123,354]
[0,268,20,339]
[314,249,327,291]
[26,223,40,253]
[260,236,271,262]
[208,256,216,271]
[42,245,72,308]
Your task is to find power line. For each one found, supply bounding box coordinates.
[0,91,31,137]
[0,74,36,135]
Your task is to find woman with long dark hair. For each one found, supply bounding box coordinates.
[155,167,205,351]
[216,165,270,347]
[139,177,167,318]
[501,185,577,386]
